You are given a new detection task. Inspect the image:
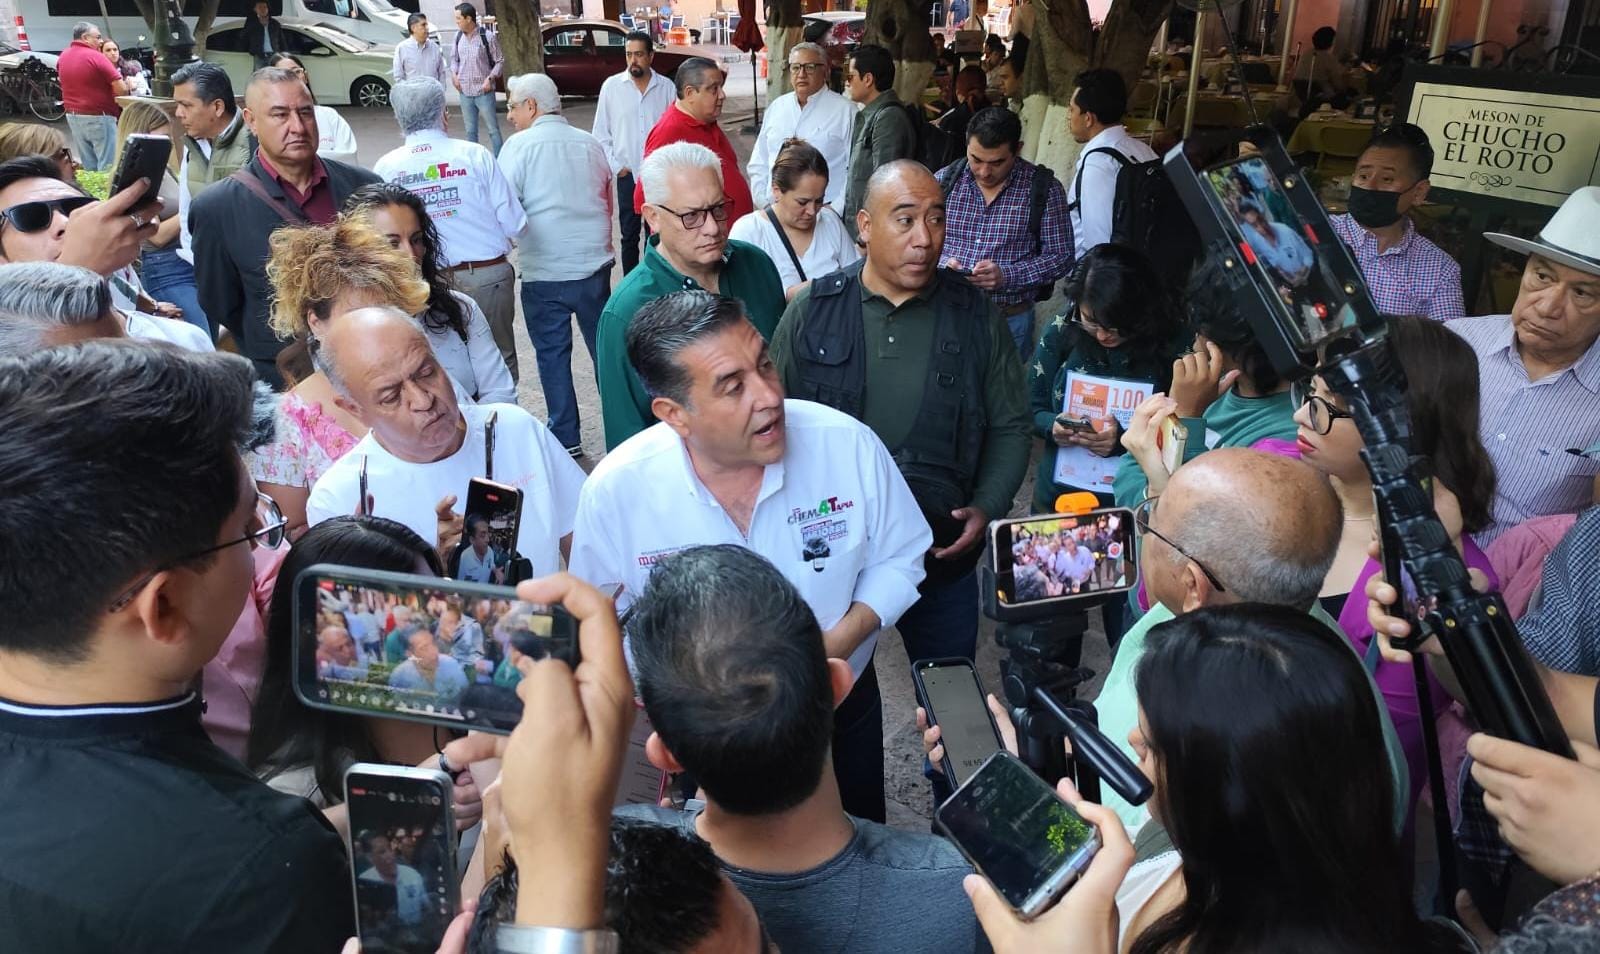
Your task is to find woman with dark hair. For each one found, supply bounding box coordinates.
[1293,314,1499,816]
[246,516,479,840]
[1113,603,1467,954]
[343,183,515,405]
[728,138,856,300]
[267,52,359,164]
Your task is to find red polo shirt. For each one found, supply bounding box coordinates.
[256,153,337,224]
[58,40,122,116]
[632,102,755,220]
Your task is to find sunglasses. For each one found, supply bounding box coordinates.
[0,196,95,234]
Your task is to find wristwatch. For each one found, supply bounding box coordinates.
[495,924,620,954]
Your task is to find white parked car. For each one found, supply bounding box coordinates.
[0,41,58,71]
[203,18,394,107]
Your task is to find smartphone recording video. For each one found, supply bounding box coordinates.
[991,508,1134,608]
[936,751,1101,918]
[293,565,578,734]
[1202,156,1360,351]
[913,658,1004,789]
[449,478,522,584]
[346,764,458,954]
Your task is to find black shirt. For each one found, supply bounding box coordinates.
[0,692,354,953]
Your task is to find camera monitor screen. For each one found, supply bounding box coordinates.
[347,768,457,954]
[993,507,1134,608]
[293,565,578,734]
[1202,155,1360,351]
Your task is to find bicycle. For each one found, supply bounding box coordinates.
[0,56,65,122]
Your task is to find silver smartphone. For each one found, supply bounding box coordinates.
[345,762,459,954]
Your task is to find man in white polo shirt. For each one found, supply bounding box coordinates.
[374,78,528,381]
[304,307,586,576]
[569,290,930,824]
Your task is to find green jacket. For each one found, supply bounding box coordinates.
[183,111,256,199]
[843,90,916,240]
[595,236,785,449]
[1110,386,1299,507]
[1028,316,1187,511]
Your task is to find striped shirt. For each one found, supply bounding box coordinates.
[1517,505,1600,674]
[935,157,1074,310]
[451,27,502,92]
[1330,213,1464,321]
[1450,314,1600,545]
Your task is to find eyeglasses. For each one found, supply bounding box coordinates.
[654,198,734,230]
[108,493,288,612]
[0,196,95,234]
[789,62,825,74]
[1292,381,1354,435]
[1132,496,1228,593]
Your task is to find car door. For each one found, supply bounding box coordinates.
[201,26,254,101]
[281,28,346,105]
[590,25,628,88]
[542,26,600,96]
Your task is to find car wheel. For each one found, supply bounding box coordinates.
[351,76,390,108]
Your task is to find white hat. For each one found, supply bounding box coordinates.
[1484,186,1600,277]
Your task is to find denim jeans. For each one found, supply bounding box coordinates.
[617,172,643,274]
[896,568,981,665]
[1005,306,1036,360]
[520,265,609,448]
[139,246,211,336]
[66,113,117,171]
[458,90,503,155]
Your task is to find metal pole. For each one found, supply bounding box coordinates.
[1430,0,1457,58]
[1185,8,1207,138]
[1276,0,1299,86]
[1471,0,1493,66]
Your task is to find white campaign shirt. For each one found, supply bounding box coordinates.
[314,104,358,165]
[569,400,930,677]
[374,129,526,265]
[124,309,214,351]
[746,87,857,210]
[591,69,675,176]
[426,290,515,404]
[728,207,858,291]
[306,402,586,578]
[1067,125,1157,258]
[497,114,615,282]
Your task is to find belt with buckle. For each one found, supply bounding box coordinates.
[999,300,1036,317]
[448,254,509,272]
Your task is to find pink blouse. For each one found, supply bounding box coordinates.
[250,391,360,489]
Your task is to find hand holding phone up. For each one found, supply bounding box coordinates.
[55,177,162,278]
[441,573,636,931]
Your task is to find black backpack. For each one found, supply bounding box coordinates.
[1069,147,1200,292]
[939,157,1060,300]
[880,100,962,173]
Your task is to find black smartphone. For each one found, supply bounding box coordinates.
[110,132,170,209]
[358,455,369,517]
[450,478,522,584]
[935,751,1101,919]
[345,763,459,954]
[990,507,1136,609]
[1054,413,1095,433]
[912,657,1004,790]
[292,564,579,735]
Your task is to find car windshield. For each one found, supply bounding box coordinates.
[302,23,373,53]
[0,41,19,54]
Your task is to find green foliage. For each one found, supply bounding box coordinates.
[76,168,111,200]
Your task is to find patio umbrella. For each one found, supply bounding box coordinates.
[732,0,765,127]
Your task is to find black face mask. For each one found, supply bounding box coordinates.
[1346,185,1406,229]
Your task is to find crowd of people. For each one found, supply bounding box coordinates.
[1,15,1599,954]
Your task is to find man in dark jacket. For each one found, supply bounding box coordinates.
[190,67,380,387]
[243,0,286,69]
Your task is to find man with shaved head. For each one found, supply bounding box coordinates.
[304,306,586,577]
[190,66,380,387]
[771,159,1030,676]
[1090,447,1410,833]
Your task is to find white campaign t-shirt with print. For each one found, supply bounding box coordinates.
[305,402,585,577]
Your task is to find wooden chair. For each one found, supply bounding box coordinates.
[1314,123,1371,177]
[1128,79,1158,119]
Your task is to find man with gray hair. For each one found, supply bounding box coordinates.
[57,21,128,171]
[745,41,854,209]
[498,72,613,457]
[306,306,585,577]
[0,261,125,355]
[631,56,753,225]
[595,141,783,449]
[1089,447,1410,833]
[374,76,528,382]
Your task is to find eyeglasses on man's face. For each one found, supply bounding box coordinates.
[653,198,734,230]
[108,493,288,612]
[1132,495,1228,593]
[789,61,825,75]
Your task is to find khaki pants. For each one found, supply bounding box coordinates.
[451,259,519,383]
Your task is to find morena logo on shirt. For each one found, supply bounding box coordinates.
[391,163,469,186]
[787,496,855,525]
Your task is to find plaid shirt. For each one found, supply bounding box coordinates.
[935,157,1074,310]
[1330,213,1464,321]
[451,26,502,92]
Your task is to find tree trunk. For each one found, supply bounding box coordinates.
[496,4,547,76]
[193,0,222,57]
[766,0,803,104]
[861,0,935,106]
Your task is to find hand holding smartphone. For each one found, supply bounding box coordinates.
[110,133,170,212]
[913,658,1005,790]
[346,764,459,954]
[1054,413,1096,434]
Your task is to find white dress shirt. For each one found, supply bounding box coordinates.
[306,402,586,578]
[746,87,857,210]
[591,69,675,176]
[392,36,447,85]
[497,114,615,282]
[314,105,358,165]
[124,310,214,352]
[373,129,527,265]
[1067,124,1157,257]
[426,290,516,404]
[728,206,858,291]
[568,399,930,678]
